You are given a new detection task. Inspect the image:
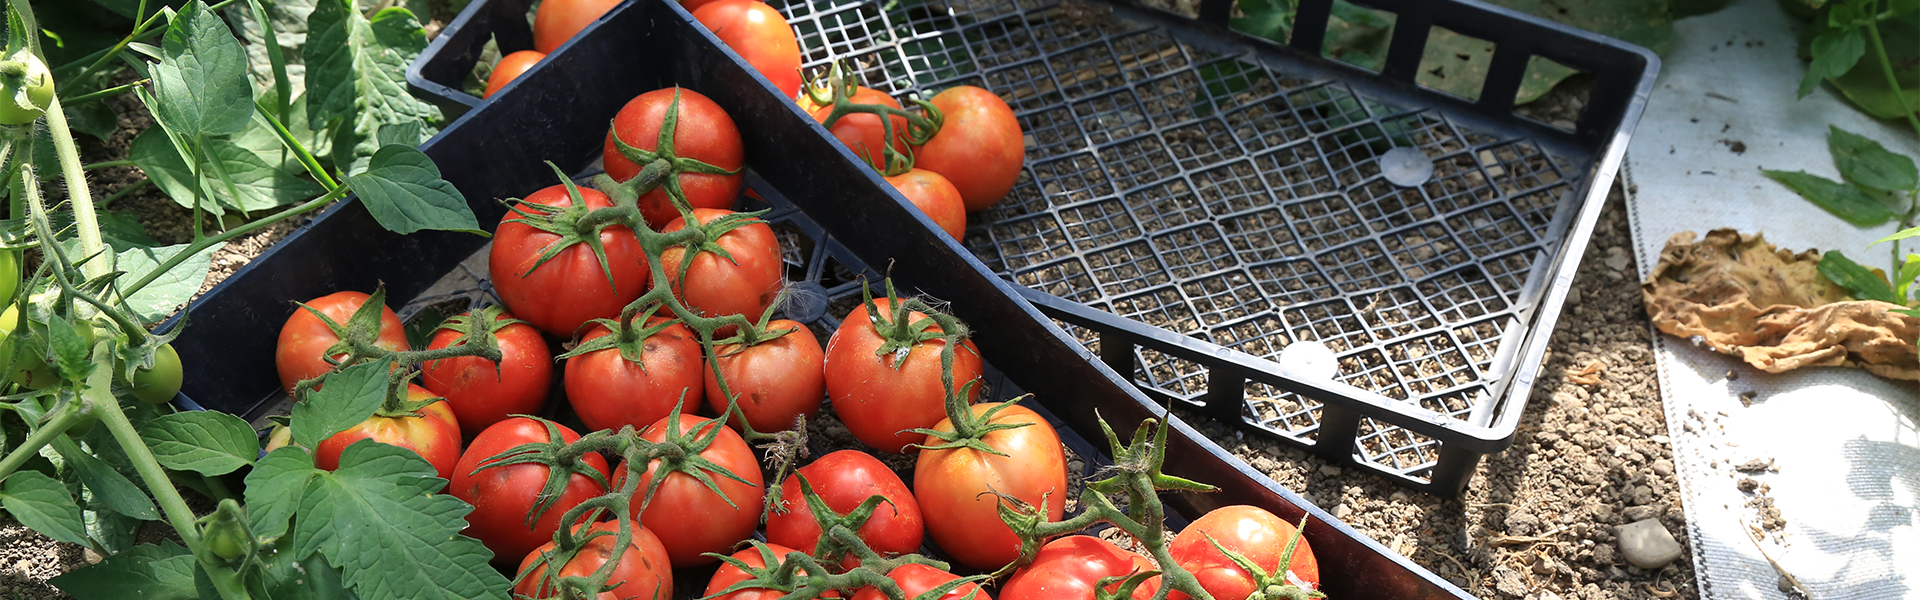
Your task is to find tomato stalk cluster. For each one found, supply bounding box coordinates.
[802,62,944,177]
[285,287,506,412]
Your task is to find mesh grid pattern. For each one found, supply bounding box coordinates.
[772,0,1583,482]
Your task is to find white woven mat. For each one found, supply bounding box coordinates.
[1621,0,1920,598]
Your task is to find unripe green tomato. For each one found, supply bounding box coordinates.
[64,412,97,437]
[9,307,98,390]
[128,343,183,404]
[0,304,15,379]
[0,251,18,310]
[0,53,53,125]
[263,423,292,452]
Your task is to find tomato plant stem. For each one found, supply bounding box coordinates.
[99,177,151,207]
[42,98,109,279]
[255,104,338,190]
[1862,17,1920,138]
[0,402,87,483]
[120,183,351,298]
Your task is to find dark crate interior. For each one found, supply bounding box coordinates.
[770,0,1595,487]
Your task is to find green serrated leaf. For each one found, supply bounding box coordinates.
[130,116,326,214]
[295,441,509,600]
[345,145,483,235]
[0,471,91,545]
[291,358,391,448]
[1761,169,1895,226]
[100,210,161,250]
[115,242,226,323]
[226,0,313,94]
[152,0,255,139]
[85,508,148,555]
[305,0,441,171]
[47,316,93,383]
[65,95,120,142]
[1800,25,1866,98]
[250,534,355,600]
[138,411,260,476]
[53,437,159,521]
[244,446,319,540]
[1828,126,1919,192]
[51,541,198,600]
[1819,250,1900,303]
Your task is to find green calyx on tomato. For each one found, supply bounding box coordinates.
[783,472,901,566]
[283,287,406,397]
[1198,515,1325,600]
[200,498,255,563]
[0,51,54,126]
[125,342,184,404]
[469,417,613,528]
[593,87,743,226]
[802,61,943,175]
[499,169,636,297]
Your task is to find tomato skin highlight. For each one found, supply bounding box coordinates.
[914,86,1025,211]
[1167,505,1321,600]
[483,50,546,99]
[884,168,967,240]
[603,88,746,229]
[661,208,784,322]
[1001,535,1160,600]
[703,319,825,433]
[514,521,674,600]
[565,316,704,432]
[616,414,765,568]
[489,184,650,338]
[823,298,983,453]
[766,450,924,568]
[275,291,408,396]
[849,563,992,600]
[314,384,463,483]
[913,402,1068,570]
[692,0,803,98]
[449,418,609,565]
[532,0,623,53]
[812,87,911,171]
[422,308,553,434]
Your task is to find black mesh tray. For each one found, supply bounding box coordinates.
[174,0,1472,597]
[408,0,1655,495]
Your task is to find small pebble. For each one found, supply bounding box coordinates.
[1332,503,1353,519]
[1617,518,1683,569]
[1624,505,1657,522]
[1652,459,1674,476]
[1319,464,1343,476]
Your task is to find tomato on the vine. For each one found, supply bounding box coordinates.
[603,88,746,229]
[449,418,610,565]
[489,184,650,337]
[1000,535,1160,600]
[766,450,923,568]
[421,307,553,434]
[692,0,803,99]
[812,87,911,171]
[705,543,838,600]
[914,86,1025,211]
[823,297,983,453]
[532,0,623,53]
[483,50,546,99]
[703,319,824,433]
[0,52,53,125]
[884,169,966,240]
[315,384,462,482]
[274,291,407,396]
[514,521,673,600]
[661,208,783,322]
[565,316,703,432]
[849,563,991,600]
[1167,505,1320,600]
[913,402,1068,570]
[127,343,184,404]
[614,414,764,568]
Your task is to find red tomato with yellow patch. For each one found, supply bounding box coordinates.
[566,316,704,433]
[514,521,673,600]
[913,402,1067,570]
[914,86,1025,211]
[275,291,407,396]
[823,298,983,453]
[703,319,825,434]
[1167,505,1320,600]
[885,168,966,240]
[314,384,461,483]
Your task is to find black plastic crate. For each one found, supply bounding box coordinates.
[409,0,1655,495]
[175,0,1471,598]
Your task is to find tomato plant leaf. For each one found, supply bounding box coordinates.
[1761,169,1894,226]
[138,411,260,476]
[244,446,320,540]
[130,115,326,214]
[1231,0,1292,42]
[0,471,90,546]
[1896,254,1920,300]
[294,440,509,600]
[115,242,226,323]
[1818,251,1900,303]
[248,534,356,600]
[305,0,441,172]
[50,541,199,600]
[1828,126,1919,192]
[345,145,484,235]
[291,358,391,448]
[47,316,94,383]
[1800,25,1865,98]
[152,0,255,139]
[50,436,160,521]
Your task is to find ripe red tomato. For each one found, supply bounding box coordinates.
[514,521,673,600]
[705,543,840,600]
[1001,536,1160,600]
[421,308,553,435]
[850,563,991,600]
[615,414,765,568]
[275,291,407,396]
[566,316,703,433]
[915,86,1025,211]
[766,450,923,568]
[315,384,462,483]
[603,88,746,229]
[703,319,824,433]
[532,0,622,53]
[489,184,649,337]
[483,50,546,99]
[660,208,783,322]
[823,298,983,453]
[812,87,911,171]
[1167,506,1320,600]
[884,169,966,240]
[449,418,610,565]
[692,0,802,99]
[913,402,1067,570]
